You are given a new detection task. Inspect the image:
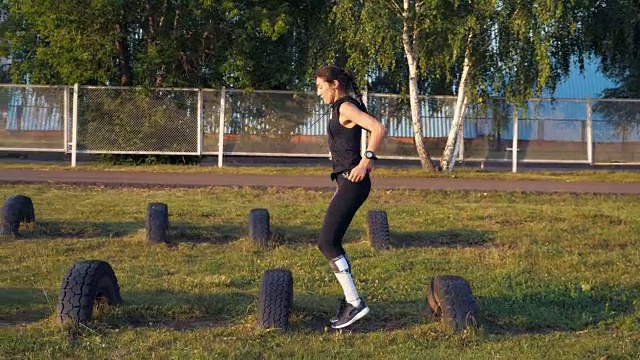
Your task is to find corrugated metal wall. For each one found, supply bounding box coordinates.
[1,86,65,131]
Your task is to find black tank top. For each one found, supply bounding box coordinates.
[327,96,367,180]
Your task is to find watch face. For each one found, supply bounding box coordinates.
[365,151,374,159]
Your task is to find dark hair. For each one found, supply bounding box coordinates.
[316,65,367,112]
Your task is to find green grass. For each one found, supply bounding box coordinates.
[3,161,640,183]
[1,185,640,359]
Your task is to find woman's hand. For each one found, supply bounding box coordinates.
[347,159,372,182]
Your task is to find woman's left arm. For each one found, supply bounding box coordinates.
[339,103,387,181]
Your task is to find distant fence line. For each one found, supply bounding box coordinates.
[2,84,640,170]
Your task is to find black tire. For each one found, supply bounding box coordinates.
[257,268,293,330]
[1,195,35,236]
[248,208,270,247]
[146,202,169,243]
[366,210,390,250]
[56,260,123,325]
[426,275,479,334]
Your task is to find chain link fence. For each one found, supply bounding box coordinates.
[217,90,327,156]
[0,85,67,151]
[76,87,199,154]
[367,95,519,161]
[202,89,222,154]
[591,99,640,163]
[3,84,640,167]
[513,99,589,162]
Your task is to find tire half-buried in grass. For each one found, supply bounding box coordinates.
[365,210,390,250]
[249,208,271,247]
[0,194,35,237]
[146,202,169,244]
[426,275,479,334]
[257,268,293,330]
[56,260,123,325]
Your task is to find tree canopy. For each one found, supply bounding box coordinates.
[0,0,635,100]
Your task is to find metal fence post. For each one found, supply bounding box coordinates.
[217,87,226,168]
[361,91,368,156]
[197,89,203,156]
[512,104,518,173]
[63,85,69,153]
[587,98,593,165]
[71,83,79,167]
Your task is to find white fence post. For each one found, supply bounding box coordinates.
[71,83,79,167]
[217,87,226,168]
[361,91,368,156]
[512,104,518,173]
[587,98,593,165]
[197,89,203,156]
[63,86,69,153]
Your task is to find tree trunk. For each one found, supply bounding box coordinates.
[115,23,133,86]
[402,0,436,171]
[449,95,469,171]
[440,33,472,171]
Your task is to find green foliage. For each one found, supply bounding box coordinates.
[331,0,464,94]
[477,0,588,104]
[585,1,640,130]
[3,0,123,85]
[330,0,589,106]
[0,0,332,89]
[586,0,639,96]
[0,0,605,103]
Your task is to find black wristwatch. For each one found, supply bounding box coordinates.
[364,151,378,160]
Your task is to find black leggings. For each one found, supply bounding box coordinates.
[318,174,371,260]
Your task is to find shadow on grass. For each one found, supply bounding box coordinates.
[6,283,636,336]
[2,220,492,250]
[270,225,494,249]
[286,294,428,334]
[1,288,256,332]
[0,220,142,239]
[167,222,244,245]
[288,281,640,334]
[2,287,453,335]
[0,287,54,326]
[91,290,256,331]
[477,283,640,335]
[270,225,319,246]
[2,220,246,245]
[388,229,493,248]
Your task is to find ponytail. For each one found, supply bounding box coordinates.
[342,69,368,114]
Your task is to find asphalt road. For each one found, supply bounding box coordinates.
[1,168,640,194]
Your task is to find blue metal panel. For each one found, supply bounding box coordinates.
[5,88,63,131]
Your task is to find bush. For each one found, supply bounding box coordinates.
[95,154,202,165]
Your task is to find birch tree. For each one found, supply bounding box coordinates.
[399,0,434,170]
[440,0,590,171]
[439,32,473,171]
[332,0,464,171]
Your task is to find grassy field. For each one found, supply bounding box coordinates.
[3,161,640,183]
[1,184,640,359]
